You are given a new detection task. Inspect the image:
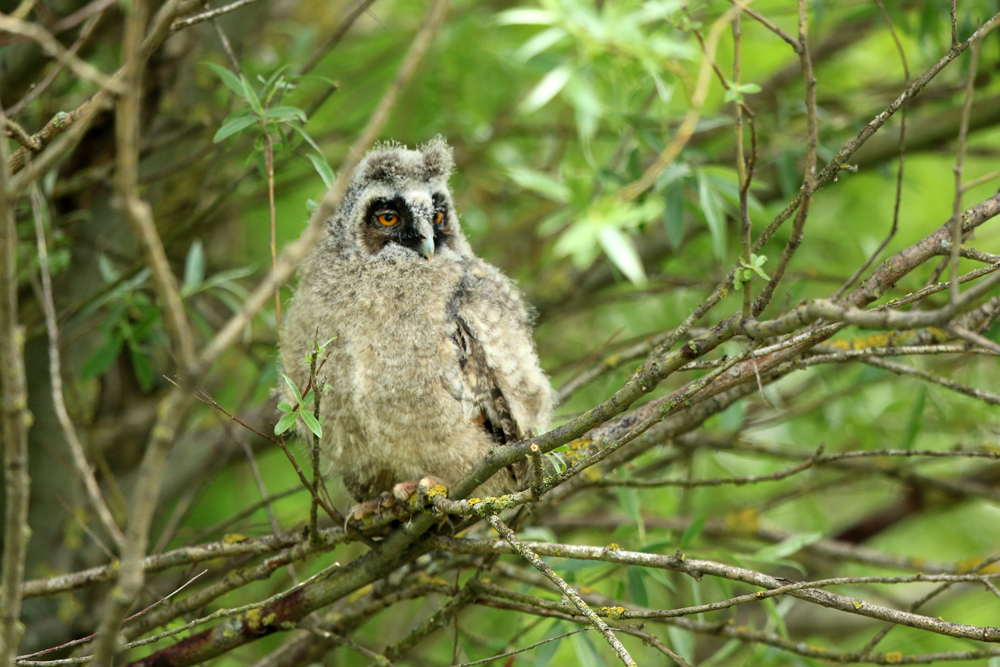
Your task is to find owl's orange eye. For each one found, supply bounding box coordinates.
[434,210,444,225]
[377,211,398,226]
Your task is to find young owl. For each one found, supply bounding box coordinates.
[280,137,552,514]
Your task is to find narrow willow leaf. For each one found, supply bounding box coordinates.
[214,116,258,143]
[306,154,335,189]
[183,239,205,295]
[274,412,297,436]
[289,124,324,156]
[664,179,685,248]
[753,532,823,562]
[627,567,649,607]
[515,26,568,61]
[902,385,927,449]
[534,621,566,667]
[240,75,264,116]
[129,344,154,392]
[264,106,307,122]
[508,167,571,202]
[571,632,605,667]
[204,62,246,98]
[521,65,572,113]
[678,514,705,548]
[300,410,322,438]
[495,8,555,25]
[282,373,304,404]
[697,170,727,261]
[598,226,647,285]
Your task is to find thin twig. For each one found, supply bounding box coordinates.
[91,0,176,659]
[751,0,817,316]
[832,0,910,301]
[0,97,32,667]
[29,186,126,550]
[485,515,636,666]
[618,6,737,201]
[309,341,321,544]
[0,14,122,92]
[7,11,105,117]
[170,0,261,30]
[949,323,1000,355]
[951,41,979,303]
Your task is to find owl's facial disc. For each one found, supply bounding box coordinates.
[360,193,453,259]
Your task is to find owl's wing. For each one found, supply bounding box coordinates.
[450,262,551,453]
[453,317,523,446]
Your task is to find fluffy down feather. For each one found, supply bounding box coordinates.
[280,137,551,502]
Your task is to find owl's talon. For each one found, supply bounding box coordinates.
[346,496,407,527]
[391,477,448,512]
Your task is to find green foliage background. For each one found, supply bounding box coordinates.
[5,0,1000,664]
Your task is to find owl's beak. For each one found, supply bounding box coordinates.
[419,236,435,260]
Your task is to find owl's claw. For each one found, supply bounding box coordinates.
[392,477,448,512]
[346,478,449,528]
[346,494,406,527]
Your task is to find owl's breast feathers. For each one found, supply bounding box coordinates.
[280,138,551,501]
[282,248,551,500]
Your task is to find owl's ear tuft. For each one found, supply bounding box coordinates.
[358,151,400,184]
[421,135,454,180]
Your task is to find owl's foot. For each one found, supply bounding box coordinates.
[346,494,408,527]
[346,478,449,527]
[392,477,449,512]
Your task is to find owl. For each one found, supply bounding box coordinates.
[280,137,552,518]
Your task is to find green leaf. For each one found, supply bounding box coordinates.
[519,526,557,543]
[213,116,258,143]
[753,532,823,562]
[306,153,335,189]
[204,62,246,99]
[264,106,307,123]
[762,597,789,637]
[300,410,322,438]
[571,632,605,667]
[128,344,154,392]
[667,627,695,663]
[259,64,291,95]
[240,75,264,116]
[678,515,705,549]
[902,385,927,449]
[627,567,649,607]
[521,65,572,113]
[534,621,566,667]
[183,239,205,296]
[644,566,675,592]
[495,8,555,25]
[98,254,120,282]
[515,26,568,61]
[282,374,304,404]
[564,74,602,143]
[82,335,123,379]
[288,124,324,156]
[598,226,647,285]
[697,170,727,261]
[274,412,298,436]
[277,401,293,413]
[615,485,644,541]
[508,167,571,202]
[663,179,685,248]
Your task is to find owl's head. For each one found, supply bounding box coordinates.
[331,136,470,261]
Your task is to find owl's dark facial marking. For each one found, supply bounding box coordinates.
[430,193,454,251]
[361,194,455,258]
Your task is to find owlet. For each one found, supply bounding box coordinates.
[280,137,552,510]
